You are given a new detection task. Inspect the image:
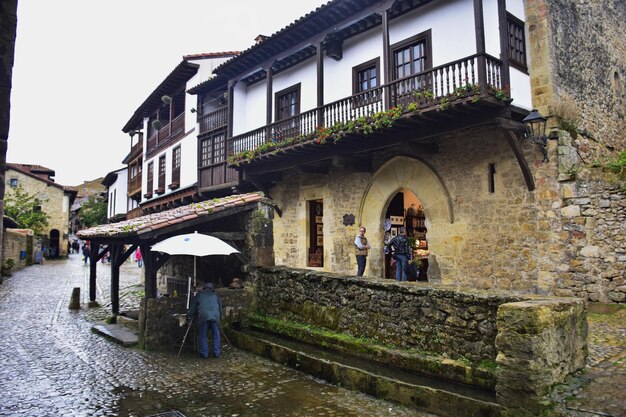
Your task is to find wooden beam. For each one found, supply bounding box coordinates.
[505,130,535,191]
[110,244,122,315]
[210,232,246,241]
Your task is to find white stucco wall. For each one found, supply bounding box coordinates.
[107,168,128,218]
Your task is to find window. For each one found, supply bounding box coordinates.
[353,58,379,94]
[9,178,17,188]
[352,58,381,108]
[507,13,527,71]
[158,155,166,192]
[146,162,154,195]
[200,133,226,167]
[391,31,432,100]
[274,84,301,141]
[171,146,181,185]
[130,164,137,179]
[275,84,301,121]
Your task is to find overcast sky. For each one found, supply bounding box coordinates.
[8,0,326,186]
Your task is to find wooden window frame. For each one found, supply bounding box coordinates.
[157,155,166,193]
[199,131,226,168]
[507,13,528,72]
[352,58,380,94]
[390,30,433,81]
[170,146,181,189]
[274,83,301,122]
[145,161,154,197]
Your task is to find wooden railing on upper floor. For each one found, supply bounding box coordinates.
[198,107,228,136]
[228,53,502,154]
[146,113,186,157]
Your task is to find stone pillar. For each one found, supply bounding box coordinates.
[246,204,274,267]
[495,298,587,417]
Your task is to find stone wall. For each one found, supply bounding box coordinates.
[251,266,525,362]
[250,266,587,416]
[496,299,587,417]
[140,287,252,351]
[556,179,626,302]
[1,228,32,272]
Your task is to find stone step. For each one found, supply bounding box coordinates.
[116,314,139,330]
[92,323,139,347]
[226,328,501,417]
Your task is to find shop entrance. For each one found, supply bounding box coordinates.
[383,189,428,281]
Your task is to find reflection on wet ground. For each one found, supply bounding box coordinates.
[0,256,436,417]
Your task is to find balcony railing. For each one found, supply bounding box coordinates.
[146,113,185,156]
[228,53,502,154]
[129,141,142,160]
[127,175,142,197]
[198,106,228,135]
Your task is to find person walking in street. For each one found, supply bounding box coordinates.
[135,247,143,268]
[187,282,222,358]
[354,226,371,276]
[385,227,412,282]
[82,243,90,266]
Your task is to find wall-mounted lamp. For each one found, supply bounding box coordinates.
[128,129,142,138]
[161,95,172,105]
[190,108,197,113]
[522,109,549,162]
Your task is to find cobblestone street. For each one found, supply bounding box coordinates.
[0,255,624,417]
[0,256,431,417]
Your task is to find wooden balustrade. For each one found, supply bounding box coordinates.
[228,53,502,154]
[198,107,228,135]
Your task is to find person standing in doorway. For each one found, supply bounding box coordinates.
[187,282,222,358]
[354,226,371,276]
[135,247,143,268]
[386,227,412,282]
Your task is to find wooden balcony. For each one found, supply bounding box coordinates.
[228,53,504,158]
[198,107,228,136]
[129,141,142,161]
[146,113,185,158]
[198,162,239,192]
[127,175,142,198]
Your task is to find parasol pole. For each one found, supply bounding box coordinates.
[186,276,192,309]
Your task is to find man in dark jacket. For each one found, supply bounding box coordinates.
[187,282,222,358]
[385,227,412,282]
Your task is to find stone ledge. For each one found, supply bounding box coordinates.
[92,323,139,347]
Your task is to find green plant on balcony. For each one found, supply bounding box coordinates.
[406,102,420,113]
[491,85,509,101]
[437,96,450,111]
[453,82,480,97]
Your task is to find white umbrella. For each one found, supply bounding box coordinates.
[151,231,240,306]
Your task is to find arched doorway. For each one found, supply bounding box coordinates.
[382,189,429,281]
[49,229,60,258]
[359,156,454,279]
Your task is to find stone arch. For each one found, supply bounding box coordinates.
[357,156,453,278]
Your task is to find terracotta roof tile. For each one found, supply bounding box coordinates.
[77,191,268,240]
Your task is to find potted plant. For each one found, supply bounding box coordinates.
[1,259,15,277]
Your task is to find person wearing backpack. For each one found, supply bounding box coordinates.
[385,227,412,282]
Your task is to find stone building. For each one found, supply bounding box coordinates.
[218,0,625,303]
[4,164,76,258]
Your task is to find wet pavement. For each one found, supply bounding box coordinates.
[0,255,624,417]
[0,255,433,417]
